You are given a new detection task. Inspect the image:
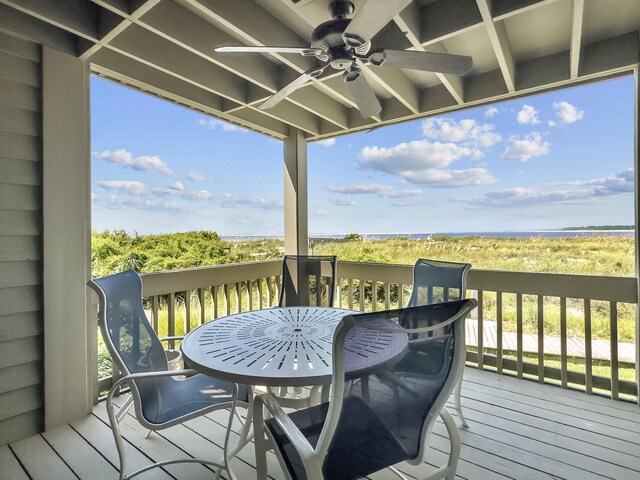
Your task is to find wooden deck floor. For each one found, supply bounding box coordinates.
[2,368,640,480]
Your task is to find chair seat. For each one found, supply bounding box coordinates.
[138,374,249,425]
[266,396,411,480]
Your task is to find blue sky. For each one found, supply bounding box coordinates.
[91,75,635,235]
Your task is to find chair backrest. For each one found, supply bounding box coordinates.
[278,255,338,307]
[317,299,477,474]
[89,270,167,377]
[407,258,471,306]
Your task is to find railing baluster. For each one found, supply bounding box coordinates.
[398,282,404,307]
[384,282,390,310]
[516,293,523,379]
[560,297,567,388]
[184,290,191,335]
[359,279,365,312]
[267,277,273,307]
[248,280,253,311]
[198,288,205,326]
[235,282,241,313]
[213,285,219,319]
[610,301,619,400]
[258,278,263,310]
[496,291,503,374]
[372,281,378,312]
[348,279,354,310]
[537,295,544,383]
[168,292,176,349]
[151,295,159,332]
[584,298,593,394]
[477,290,484,370]
[224,284,231,315]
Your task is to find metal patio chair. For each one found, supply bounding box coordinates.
[278,255,338,307]
[254,299,477,480]
[88,269,250,480]
[407,258,472,428]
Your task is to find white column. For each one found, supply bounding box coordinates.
[283,127,308,255]
[634,67,640,405]
[42,47,93,428]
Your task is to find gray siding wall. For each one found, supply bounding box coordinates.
[0,31,43,445]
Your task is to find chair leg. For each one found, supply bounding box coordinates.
[454,368,468,429]
[440,407,461,480]
[106,390,129,480]
[253,397,269,480]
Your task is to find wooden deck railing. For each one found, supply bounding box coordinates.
[96,260,639,403]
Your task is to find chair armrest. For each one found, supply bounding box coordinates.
[256,393,316,461]
[158,336,184,342]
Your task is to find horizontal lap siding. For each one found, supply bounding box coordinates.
[0,32,43,446]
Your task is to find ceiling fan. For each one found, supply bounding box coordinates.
[215,0,473,118]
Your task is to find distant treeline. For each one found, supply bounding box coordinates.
[561,225,633,230]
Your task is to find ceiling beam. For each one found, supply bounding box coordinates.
[139,0,349,129]
[0,4,77,55]
[181,0,366,118]
[0,0,98,40]
[311,31,639,140]
[91,48,289,138]
[78,0,161,60]
[395,4,464,104]
[476,0,516,92]
[570,0,585,79]
[104,24,320,135]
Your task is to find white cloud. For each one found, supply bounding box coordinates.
[552,101,584,125]
[186,171,209,182]
[93,149,173,176]
[153,186,214,201]
[359,140,478,173]
[91,192,98,201]
[501,132,551,161]
[485,107,498,118]
[358,140,494,188]
[169,181,185,191]
[516,105,540,125]
[97,195,197,213]
[402,168,497,188]
[549,169,633,195]
[420,118,501,148]
[217,193,282,209]
[97,180,147,196]
[315,138,336,147]
[454,169,633,208]
[326,183,391,195]
[198,118,244,132]
[325,183,422,198]
[330,196,356,207]
[381,189,423,198]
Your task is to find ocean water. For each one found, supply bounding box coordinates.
[221,230,634,241]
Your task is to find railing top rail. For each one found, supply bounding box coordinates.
[337,261,638,303]
[139,259,282,297]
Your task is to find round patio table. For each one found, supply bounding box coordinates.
[181,306,407,387]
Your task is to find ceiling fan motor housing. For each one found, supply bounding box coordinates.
[310,18,371,69]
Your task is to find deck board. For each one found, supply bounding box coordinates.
[6,368,640,480]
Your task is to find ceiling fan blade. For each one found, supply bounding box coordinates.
[260,64,327,110]
[370,49,473,75]
[215,46,323,56]
[343,0,412,48]
[343,67,381,118]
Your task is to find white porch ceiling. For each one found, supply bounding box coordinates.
[0,0,639,140]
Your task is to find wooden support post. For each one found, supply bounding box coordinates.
[284,127,308,255]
